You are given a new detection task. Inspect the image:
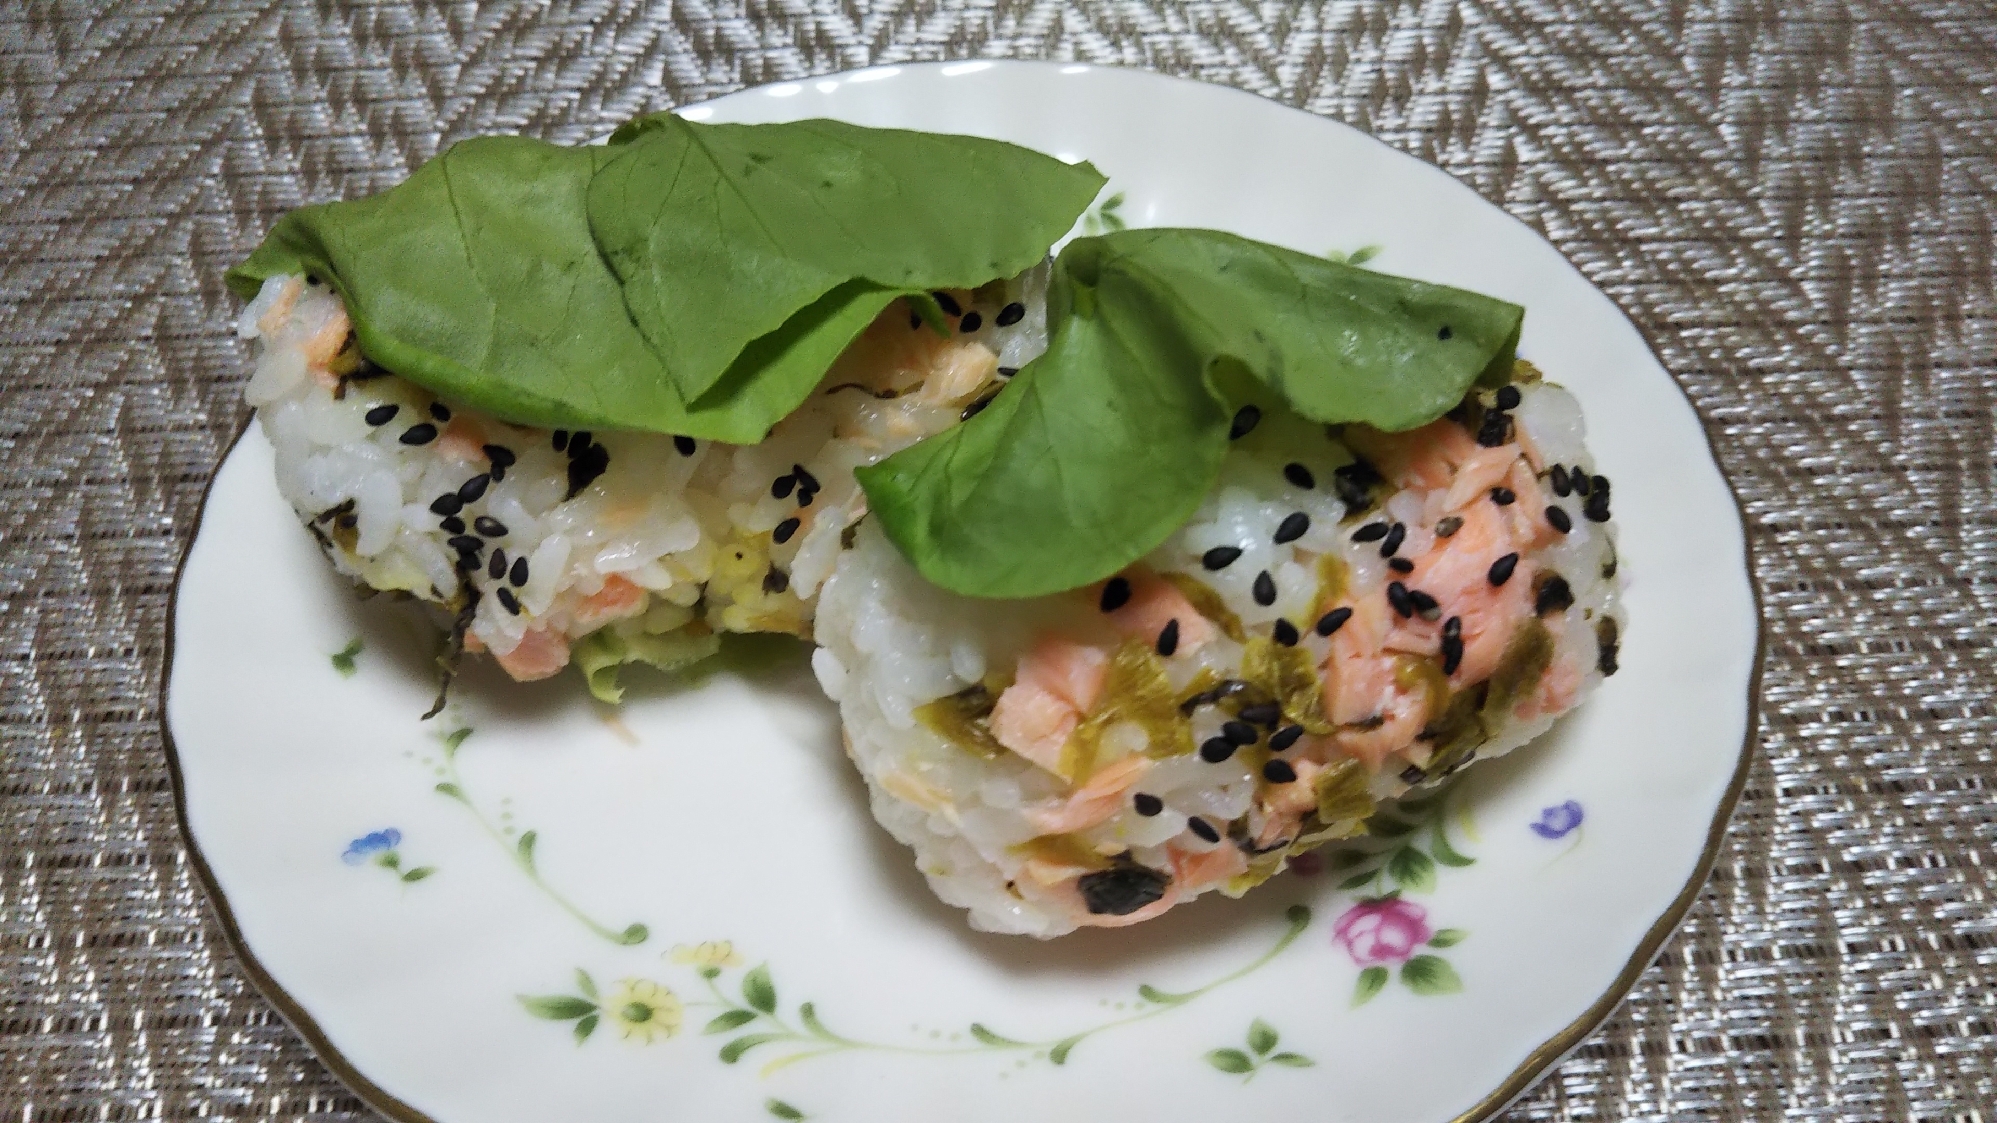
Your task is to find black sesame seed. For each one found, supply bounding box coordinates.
[1101,576,1132,613]
[1536,575,1575,615]
[1252,570,1277,606]
[399,423,438,446]
[1315,607,1353,636]
[446,535,483,553]
[1490,486,1517,506]
[1274,511,1310,544]
[1269,725,1305,751]
[481,444,515,469]
[1442,634,1464,675]
[958,310,983,333]
[1352,522,1390,543]
[1592,474,1610,495]
[1547,506,1573,533]
[429,401,451,422]
[1222,720,1259,746]
[1263,760,1298,784]
[1155,618,1181,657]
[364,404,399,426]
[1388,557,1415,574]
[764,568,790,595]
[334,513,356,530]
[1584,491,1612,522]
[1272,618,1300,646]
[1229,405,1262,440]
[429,493,463,516]
[1550,464,1572,496]
[488,548,507,580]
[1443,615,1463,639]
[798,489,816,508]
[997,366,1019,379]
[771,474,797,500]
[1495,385,1522,411]
[1199,737,1236,763]
[1571,468,1591,496]
[792,465,820,494]
[1387,581,1415,618]
[1380,522,1406,557]
[1399,764,1429,785]
[552,430,569,452]
[932,291,962,316]
[474,516,507,538]
[1132,793,1164,817]
[1437,325,1453,341]
[1488,553,1520,586]
[1333,460,1384,517]
[960,391,997,421]
[1239,702,1282,727]
[1407,588,1440,616]
[773,517,801,544]
[569,431,592,454]
[1202,546,1243,571]
[510,557,528,586]
[997,302,1026,327]
[1188,817,1221,843]
[496,587,520,615]
[1435,515,1463,538]
[457,474,490,504]
[439,516,465,534]
[673,435,697,457]
[1283,462,1316,489]
[566,442,610,499]
[1476,410,1509,447]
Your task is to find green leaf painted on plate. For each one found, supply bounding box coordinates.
[1268,1052,1316,1068]
[1352,966,1389,1008]
[515,829,538,868]
[1338,870,1378,891]
[573,1013,598,1044]
[1247,1019,1279,1056]
[1047,1034,1084,1065]
[766,1100,807,1121]
[705,1009,759,1035]
[432,782,464,801]
[587,115,1103,404]
[1427,928,1469,948]
[1387,846,1437,893]
[968,1023,1023,1047]
[519,995,597,1021]
[399,866,434,883]
[330,638,362,677]
[574,970,597,1000]
[1430,822,1476,867]
[720,1033,784,1064]
[742,964,777,1014]
[1205,1048,1254,1075]
[1400,954,1464,996]
[858,228,1521,597]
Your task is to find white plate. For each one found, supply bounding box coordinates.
[166,61,1759,1123]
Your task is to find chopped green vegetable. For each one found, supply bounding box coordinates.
[913,681,1008,761]
[1061,639,1193,780]
[573,624,723,703]
[1242,636,1334,735]
[857,229,1523,598]
[1311,757,1376,836]
[586,115,1104,404]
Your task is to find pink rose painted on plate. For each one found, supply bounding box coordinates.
[1333,897,1433,967]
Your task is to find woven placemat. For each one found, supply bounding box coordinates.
[2,1,1992,1119]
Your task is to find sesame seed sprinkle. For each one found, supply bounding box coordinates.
[1315,607,1353,636]
[1269,725,1304,751]
[1550,465,1572,496]
[1202,546,1242,570]
[364,404,398,426]
[552,430,569,452]
[1388,557,1414,574]
[429,401,451,422]
[439,516,465,534]
[1199,737,1236,763]
[429,493,463,516]
[488,549,507,580]
[1155,618,1181,657]
[1547,506,1573,533]
[1495,385,1522,410]
[1271,618,1300,646]
[1132,793,1163,817]
[399,423,438,446]
[510,557,529,587]
[1490,486,1517,506]
[1283,462,1315,489]
[1222,720,1258,746]
[1437,325,1453,341]
[673,435,697,457]
[773,517,801,544]
[446,534,483,553]
[1379,522,1406,557]
[496,587,521,615]
[958,310,984,333]
[764,568,790,594]
[1488,552,1520,586]
[1536,575,1575,615]
[997,302,1026,327]
[1100,576,1132,612]
[1407,588,1440,618]
[1262,760,1298,784]
[1352,522,1390,542]
[1571,468,1591,496]
[1476,411,1509,447]
[1387,581,1415,618]
[771,474,796,500]
[1228,405,1261,440]
[1274,511,1310,544]
[1188,816,1221,843]
[932,291,962,316]
[457,474,489,504]
[474,516,507,538]
[1239,702,1282,726]
[1435,516,1463,537]
[1252,570,1277,606]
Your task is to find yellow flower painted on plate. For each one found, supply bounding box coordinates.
[670,940,744,970]
[600,978,682,1044]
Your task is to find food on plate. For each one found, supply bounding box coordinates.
[815,366,1623,936]
[228,110,1624,937]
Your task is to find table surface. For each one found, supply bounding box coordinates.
[3,1,1993,1120]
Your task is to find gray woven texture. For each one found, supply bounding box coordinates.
[3,0,1993,1119]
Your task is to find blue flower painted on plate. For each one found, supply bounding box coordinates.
[1530,801,1584,840]
[343,828,434,883]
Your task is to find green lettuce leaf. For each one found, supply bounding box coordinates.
[856,229,1523,598]
[584,116,1105,404]
[573,626,723,704]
